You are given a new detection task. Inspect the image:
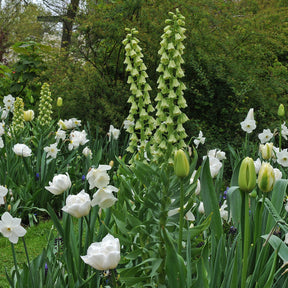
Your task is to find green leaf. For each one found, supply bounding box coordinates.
[264,197,288,234]
[266,179,288,233]
[163,228,186,288]
[200,157,223,242]
[227,186,242,227]
[262,234,288,263]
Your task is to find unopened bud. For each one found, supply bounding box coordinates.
[23,110,34,122]
[57,97,63,107]
[258,162,275,193]
[238,157,256,192]
[278,104,285,117]
[174,149,189,178]
[259,143,273,160]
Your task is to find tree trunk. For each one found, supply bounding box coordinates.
[61,0,80,50]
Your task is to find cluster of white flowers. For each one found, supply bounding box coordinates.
[86,164,118,209]
[58,118,81,130]
[44,164,120,270]
[194,130,205,148]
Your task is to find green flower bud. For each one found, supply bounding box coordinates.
[238,157,256,192]
[23,110,34,122]
[174,149,189,178]
[259,143,273,160]
[57,97,63,107]
[278,104,285,117]
[258,162,275,193]
[249,189,257,198]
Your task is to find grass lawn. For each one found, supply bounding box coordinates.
[0,220,54,288]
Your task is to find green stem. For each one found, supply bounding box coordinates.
[279,120,282,151]
[241,191,250,288]
[178,179,184,255]
[244,133,248,157]
[22,237,35,288]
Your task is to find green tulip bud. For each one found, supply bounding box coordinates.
[174,149,189,178]
[57,97,63,107]
[23,110,34,122]
[238,157,256,192]
[249,189,257,198]
[259,143,273,160]
[278,104,285,117]
[258,162,275,193]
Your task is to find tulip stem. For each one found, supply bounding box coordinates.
[241,191,250,288]
[22,237,35,288]
[279,119,282,151]
[178,179,184,255]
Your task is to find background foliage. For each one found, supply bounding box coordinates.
[1,0,288,147]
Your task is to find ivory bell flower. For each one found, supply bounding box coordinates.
[81,234,121,270]
[12,143,32,157]
[45,173,72,195]
[62,190,91,218]
[0,212,26,244]
[258,162,275,193]
[86,165,111,190]
[240,108,256,133]
[91,186,118,209]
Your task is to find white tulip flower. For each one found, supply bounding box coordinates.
[0,212,26,244]
[91,185,118,209]
[81,234,120,270]
[12,143,32,157]
[45,173,72,195]
[62,190,91,218]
